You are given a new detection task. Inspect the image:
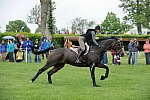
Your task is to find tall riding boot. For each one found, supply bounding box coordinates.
[75,50,84,63]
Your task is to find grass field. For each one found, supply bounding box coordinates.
[0,52,150,100]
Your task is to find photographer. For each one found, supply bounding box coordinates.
[131,38,139,65]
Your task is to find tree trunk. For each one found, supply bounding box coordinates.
[137,23,142,35]
[40,0,51,40]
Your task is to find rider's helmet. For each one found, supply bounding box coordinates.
[95,25,100,31]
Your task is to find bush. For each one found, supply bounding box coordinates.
[0,33,150,49]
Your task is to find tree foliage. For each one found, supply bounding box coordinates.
[6,20,31,33]
[47,0,56,34]
[27,5,41,27]
[101,12,132,34]
[71,17,96,34]
[119,0,150,34]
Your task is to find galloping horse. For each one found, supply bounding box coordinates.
[31,37,121,87]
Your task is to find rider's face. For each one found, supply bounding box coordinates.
[96,29,100,33]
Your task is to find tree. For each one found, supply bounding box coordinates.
[119,0,150,34]
[71,17,96,34]
[27,5,41,33]
[6,20,31,32]
[40,0,49,37]
[40,0,56,40]
[141,0,150,29]
[47,0,56,36]
[101,12,132,34]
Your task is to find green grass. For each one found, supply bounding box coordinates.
[0,52,150,100]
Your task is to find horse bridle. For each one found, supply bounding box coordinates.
[114,39,122,54]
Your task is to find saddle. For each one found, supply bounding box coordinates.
[70,43,89,55]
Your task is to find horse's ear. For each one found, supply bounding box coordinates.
[111,36,118,40]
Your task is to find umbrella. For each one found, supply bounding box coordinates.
[3,36,15,40]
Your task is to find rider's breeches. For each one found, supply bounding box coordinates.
[78,36,86,51]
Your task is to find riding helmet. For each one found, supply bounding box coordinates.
[95,25,101,30]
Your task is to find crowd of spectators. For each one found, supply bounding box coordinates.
[0,35,57,63]
[0,36,150,65]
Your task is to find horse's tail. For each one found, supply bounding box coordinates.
[31,46,51,55]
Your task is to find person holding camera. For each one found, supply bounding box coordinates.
[131,38,139,65]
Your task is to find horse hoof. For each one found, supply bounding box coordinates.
[100,76,106,80]
[31,79,35,82]
[48,81,52,84]
[93,85,101,87]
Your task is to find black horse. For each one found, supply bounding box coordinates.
[31,37,121,87]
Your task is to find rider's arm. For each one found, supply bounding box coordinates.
[91,31,99,46]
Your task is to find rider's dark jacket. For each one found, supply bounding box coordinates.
[81,29,99,46]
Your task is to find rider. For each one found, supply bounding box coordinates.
[76,25,101,63]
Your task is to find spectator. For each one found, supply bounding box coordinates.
[143,39,150,65]
[33,39,41,62]
[16,49,23,62]
[115,52,122,65]
[0,44,1,60]
[41,35,47,42]
[45,39,51,58]
[111,49,115,65]
[23,37,33,63]
[0,40,7,61]
[111,49,122,65]
[7,40,15,62]
[50,42,57,50]
[101,52,108,65]
[64,38,72,49]
[128,39,133,64]
[14,40,19,61]
[19,38,25,60]
[131,38,139,65]
[39,39,47,59]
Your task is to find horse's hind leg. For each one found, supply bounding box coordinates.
[47,63,65,84]
[31,63,50,82]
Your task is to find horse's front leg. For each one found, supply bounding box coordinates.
[98,64,109,80]
[89,63,99,87]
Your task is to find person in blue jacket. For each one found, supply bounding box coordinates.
[39,39,47,59]
[7,40,15,62]
[45,39,51,58]
[0,40,7,61]
[23,37,33,63]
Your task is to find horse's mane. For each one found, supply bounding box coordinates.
[96,36,118,42]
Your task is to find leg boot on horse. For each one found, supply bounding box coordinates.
[75,49,85,63]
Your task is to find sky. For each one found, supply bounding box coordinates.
[0,0,124,33]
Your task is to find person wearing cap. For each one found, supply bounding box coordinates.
[76,25,101,63]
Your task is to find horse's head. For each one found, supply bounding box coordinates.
[111,38,122,55]
[91,37,122,55]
